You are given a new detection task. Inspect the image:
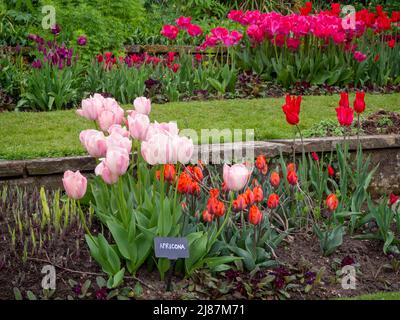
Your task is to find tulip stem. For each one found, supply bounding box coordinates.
[357,113,361,147]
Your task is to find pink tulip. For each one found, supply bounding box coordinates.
[141,132,173,165]
[108,124,130,138]
[105,147,130,176]
[128,113,150,141]
[223,163,250,191]
[76,94,104,120]
[103,98,124,124]
[79,129,107,158]
[133,97,151,115]
[98,110,117,132]
[95,161,119,185]
[62,170,87,199]
[106,132,132,154]
[145,121,179,141]
[173,136,194,164]
[141,132,194,165]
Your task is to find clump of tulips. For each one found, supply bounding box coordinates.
[61,90,400,285]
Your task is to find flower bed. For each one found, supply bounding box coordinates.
[1,91,400,300]
[2,3,400,111]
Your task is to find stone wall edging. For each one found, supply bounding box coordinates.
[0,135,399,180]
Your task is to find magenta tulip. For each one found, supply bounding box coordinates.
[62,170,87,199]
[223,163,250,191]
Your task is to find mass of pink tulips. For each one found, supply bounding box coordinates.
[74,94,195,186]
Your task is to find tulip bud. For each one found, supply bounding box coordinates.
[267,193,280,209]
[62,170,87,199]
[270,171,280,188]
[249,205,262,225]
[326,194,338,211]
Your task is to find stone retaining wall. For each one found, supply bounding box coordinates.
[1,135,399,194]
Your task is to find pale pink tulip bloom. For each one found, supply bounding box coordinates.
[105,147,130,176]
[79,129,107,158]
[133,97,151,115]
[108,124,130,138]
[76,94,104,120]
[128,113,150,141]
[223,163,250,191]
[106,132,132,154]
[62,170,87,199]
[95,161,119,185]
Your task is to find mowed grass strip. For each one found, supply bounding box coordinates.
[1,93,400,160]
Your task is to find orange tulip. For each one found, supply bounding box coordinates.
[326,194,338,211]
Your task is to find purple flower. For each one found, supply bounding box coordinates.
[51,24,61,35]
[72,284,82,295]
[77,36,87,46]
[31,59,42,69]
[305,271,316,285]
[341,255,355,268]
[95,287,108,300]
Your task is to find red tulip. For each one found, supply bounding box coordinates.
[233,194,247,212]
[328,165,335,177]
[209,188,219,198]
[339,92,350,108]
[244,188,255,205]
[249,205,262,225]
[389,193,399,205]
[282,95,301,125]
[253,186,264,203]
[287,163,296,172]
[287,170,298,185]
[312,152,319,161]
[335,104,354,127]
[267,193,280,209]
[326,194,339,211]
[353,91,366,114]
[270,171,280,188]
[207,197,225,217]
[388,39,396,48]
[202,210,213,223]
[255,155,268,175]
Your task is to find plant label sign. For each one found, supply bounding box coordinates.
[154,237,189,260]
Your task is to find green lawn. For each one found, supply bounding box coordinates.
[1,93,400,160]
[340,291,400,300]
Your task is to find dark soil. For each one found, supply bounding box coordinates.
[361,109,400,135]
[275,233,400,299]
[1,225,399,300]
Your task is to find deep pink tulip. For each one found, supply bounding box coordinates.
[62,170,87,199]
[187,24,203,37]
[176,16,192,29]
